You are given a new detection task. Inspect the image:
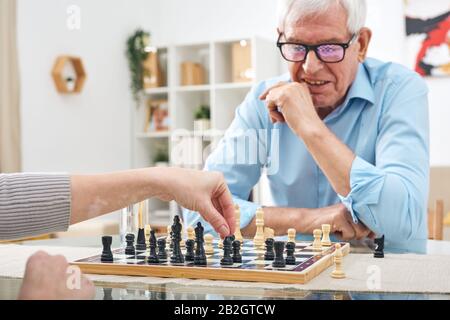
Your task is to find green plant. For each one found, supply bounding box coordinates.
[126,29,151,103]
[154,146,169,163]
[194,105,210,120]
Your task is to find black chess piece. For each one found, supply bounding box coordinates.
[101,236,114,262]
[374,235,385,258]
[170,216,184,264]
[157,238,167,260]
[232,240,242,263]
[285,241,296,265]
[136,228,146,251]
[148,230,160,264]
[220,236,234,266]
[264,238,275,260]
[125,233,136,256]
[102,288,113,300]
[185,239,195,262]
[272,241,286,268]
[194,222,207,266]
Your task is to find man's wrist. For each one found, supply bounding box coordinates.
[295,118,328,142]
[287,207,312,234]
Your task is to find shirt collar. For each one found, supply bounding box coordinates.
[343,62,375,106]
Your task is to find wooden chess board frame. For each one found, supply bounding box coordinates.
[71,240,350,285]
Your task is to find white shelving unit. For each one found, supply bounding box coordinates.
[131,37,281,227]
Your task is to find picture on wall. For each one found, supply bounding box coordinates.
[404,0,449,76]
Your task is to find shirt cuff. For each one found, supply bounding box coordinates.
[338,156,386,225]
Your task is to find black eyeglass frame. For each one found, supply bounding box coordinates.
[276,33,359,63]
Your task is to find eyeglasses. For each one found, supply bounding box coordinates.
[276,33,358,63]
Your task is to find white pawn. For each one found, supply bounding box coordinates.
[166,225,172,250]
[264,227,275,240]
[187,226,195,241]
[145,225,151,248]
[313,229,322,251]
[331,243,346,279]
[218,236,223,249]
[287,228,296,243]
[321,224,332,246]
[204,233,214,255]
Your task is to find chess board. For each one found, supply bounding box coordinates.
[72,239,350,284]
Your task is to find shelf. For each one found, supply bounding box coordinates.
[215,82,253,90]
[136,131,171,139]
[51,55,87,94]
[132,37,281,216]
[144,87,169,95]
[171,129,224,139]
[174,85,211,92]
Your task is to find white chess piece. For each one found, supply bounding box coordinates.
[166,225,171,251]
[253,208,265,249]
[331,243,346,279]
[287,228,296,243]
[313,229,322,251]
[234,204,243,242]
[187,226,195,241]
[145,225,151,248]
[204,234,214,255]
[321,224,332,246]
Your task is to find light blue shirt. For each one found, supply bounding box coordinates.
[183,58,430,254]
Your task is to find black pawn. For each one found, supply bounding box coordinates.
[272,241,286,268]
[157,238,167,260]
[125,233,135,256]
[264,238,275,260]
[285,242,296,265]
[374,235,385,258]
[136,228,146,251]
[101,236,113,262]
[194,222,207,266]
[148,230,159,264]
[102,288,113,300]
[185,239,195,262]
[220,236,234,266]
[232,240,242,263]
[170,216,184,264]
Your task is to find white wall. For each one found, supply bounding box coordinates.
[365,0,450,166]
[18,0,450,173]
[18,0,159,173]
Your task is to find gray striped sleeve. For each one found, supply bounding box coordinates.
[0,173,71,240]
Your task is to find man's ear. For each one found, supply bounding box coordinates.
[357,27,372,62]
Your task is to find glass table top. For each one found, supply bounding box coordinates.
[2,235,449,300]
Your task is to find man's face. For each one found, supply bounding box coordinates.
[281,4,370,109]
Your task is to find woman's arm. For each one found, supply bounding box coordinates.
[0,167,235,240]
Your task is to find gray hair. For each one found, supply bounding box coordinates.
[277,0,367,34]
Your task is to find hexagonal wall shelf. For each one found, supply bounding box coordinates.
[51,55,86,94]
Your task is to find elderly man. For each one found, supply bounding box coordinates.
[184,0,429,253]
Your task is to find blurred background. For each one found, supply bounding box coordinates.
[0,0,449,240]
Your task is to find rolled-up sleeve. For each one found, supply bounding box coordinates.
[0,173,71,240]
[183,83,271,235]
[339,74,429,245]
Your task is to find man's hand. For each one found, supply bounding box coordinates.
[154,168,235,238]
[259,81,320,136]
[285,203,372,241]
[18,251,95,300]
[307,203,373,240]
